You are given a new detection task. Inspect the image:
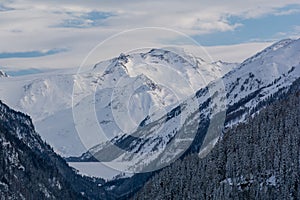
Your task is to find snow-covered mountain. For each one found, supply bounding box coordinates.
[0,48,231,156]
[133,78,300,200]
[212,60,239,75]
[75,38,300,173]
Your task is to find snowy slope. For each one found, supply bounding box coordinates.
[212,60,239,75]
[0,48,230,156]
[77,38,300,173]
[223,38,300,125]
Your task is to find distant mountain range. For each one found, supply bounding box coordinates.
[71,38,300,174]
[0,38,300,199]
[0,48,236,156]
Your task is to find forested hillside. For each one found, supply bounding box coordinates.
[0,100,107,199]
[134,79,300,200]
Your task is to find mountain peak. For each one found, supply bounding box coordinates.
[102,53,131,77]
[148,48,169,55]
[240,38,297,67]
[116,53,130,63]
[141,48,189,65]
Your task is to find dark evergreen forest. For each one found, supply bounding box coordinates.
[134,84,300,200]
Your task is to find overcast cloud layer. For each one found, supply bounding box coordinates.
[0,0,299,70]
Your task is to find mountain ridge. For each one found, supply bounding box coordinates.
[0,47,232,156]
[73,38,300,175]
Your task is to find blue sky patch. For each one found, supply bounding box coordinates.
[0,4,14,12]
[0,48,67,59]
[60,11,114,28]
[192,4,300,46]
[4,68,44,76]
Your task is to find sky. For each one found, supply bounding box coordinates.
[0,0,300,71]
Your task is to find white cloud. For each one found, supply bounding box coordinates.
[0,0,299,69]
[204,42,272,62]
[272,25,300,40]
[274,8,300,16]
